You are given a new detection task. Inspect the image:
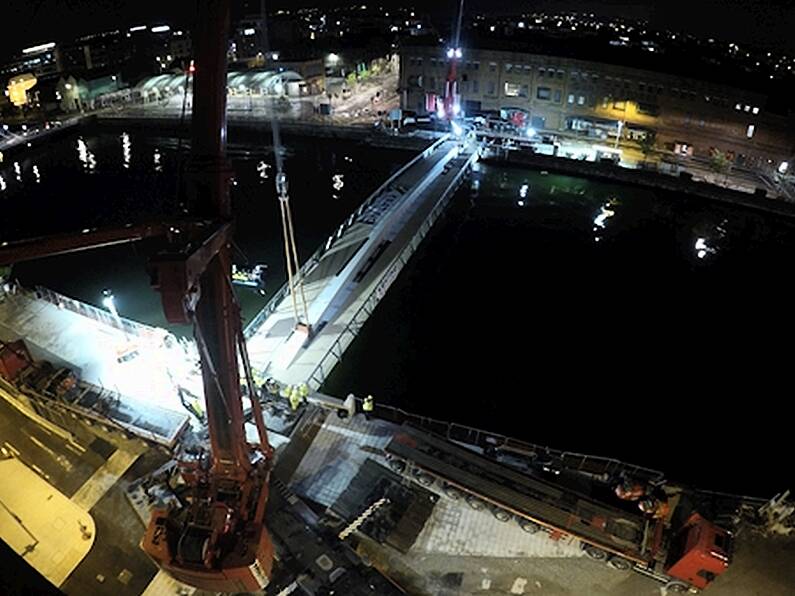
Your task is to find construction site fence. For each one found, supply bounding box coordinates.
[33,285,165,342]
[306,146,477,393]
[243,134,451,340]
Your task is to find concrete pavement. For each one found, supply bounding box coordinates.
[0,458,95,588]
[71,445,144,511]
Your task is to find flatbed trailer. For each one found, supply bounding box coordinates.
[385,425,731,592]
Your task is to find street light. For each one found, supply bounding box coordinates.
[614,120,624,150]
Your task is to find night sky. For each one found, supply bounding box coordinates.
[0,0,793,62]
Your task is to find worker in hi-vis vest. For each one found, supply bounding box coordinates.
[362,394,374,419]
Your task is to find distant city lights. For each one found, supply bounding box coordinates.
[151,25,171,34]
[129,25,147,32]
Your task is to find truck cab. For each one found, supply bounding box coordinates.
[664,513,732,590]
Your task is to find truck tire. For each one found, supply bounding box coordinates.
[388,459,406,474]
[607,557,632,571]
[443,484,463,500]
[583,545,608,561]
[466,495,485,511]
[517,518,541,533]
[415,471,434,486]
[664,580,689,593]
[491,507,511,522]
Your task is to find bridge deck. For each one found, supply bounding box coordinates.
[246,134,479,388]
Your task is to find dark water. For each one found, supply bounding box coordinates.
[3,128,793,495]
[324,164,795,496]
[1,124,414,332]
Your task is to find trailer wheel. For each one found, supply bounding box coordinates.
[443,484,463,500]
[517,518,541,534]
[466,495,485,511]
[491,507,511,522]
[583,545,608,561]
[664,580,689,593]
[607,557,632,571]
[415,471,435,486]
[388,459,406,474]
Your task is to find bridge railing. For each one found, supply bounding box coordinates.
[305,147,478,392]
[33,285,164,342]
[344,398,666,484]
[244,133,451,339]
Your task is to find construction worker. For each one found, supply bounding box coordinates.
[280,383,292,399]
[298,382,309,400]
[288,386,302,412]
[615,478,646,501]
[362,394,374,419]
[638,497,671,520]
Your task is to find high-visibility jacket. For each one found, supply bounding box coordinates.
[299,383,309,398]
[289,391,302,411]
[363,396,374,412]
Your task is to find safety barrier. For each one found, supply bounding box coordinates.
[353,398,666,485]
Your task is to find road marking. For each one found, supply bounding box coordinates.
[29,435,52,453]
[67,439,86,453]
[71,448,142,510]
[64,442,83,455]
[510,577,528,594]
[3,442,20,457]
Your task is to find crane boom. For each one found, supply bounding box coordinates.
[141,0,275,591]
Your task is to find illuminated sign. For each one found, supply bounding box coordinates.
[151,25,170,33]
[8,73,37,107]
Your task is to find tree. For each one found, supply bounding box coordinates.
[709,148,733,184]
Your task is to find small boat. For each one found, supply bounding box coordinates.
[232,263,268,294]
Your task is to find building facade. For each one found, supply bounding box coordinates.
[399,45,795,171]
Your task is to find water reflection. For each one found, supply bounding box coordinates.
[13,161,21,182]
[153,149,163,173]
[0,175,6,191]
[32,165,41,184]
[76,138,97,172]
[693,219,727,259]
[121,132,131,169]
[332,173,344,199]
[257,160,271,181]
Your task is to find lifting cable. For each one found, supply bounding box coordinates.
[261,0,309,327]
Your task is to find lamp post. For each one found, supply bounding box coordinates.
[614,120,624,150]
[102,288,128,341]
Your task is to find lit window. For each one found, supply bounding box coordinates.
[536,86,551,100]
[504,82,526,97]
[578,95,586,105]
[735,103,741,110]
[752,106,759,114]
[746,124,755,138]
[744,105,750,112]
[568,93,575,104]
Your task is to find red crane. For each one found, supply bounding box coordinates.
[440,0,466,121]
[0,0,275,591]
[140,0,274,591]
